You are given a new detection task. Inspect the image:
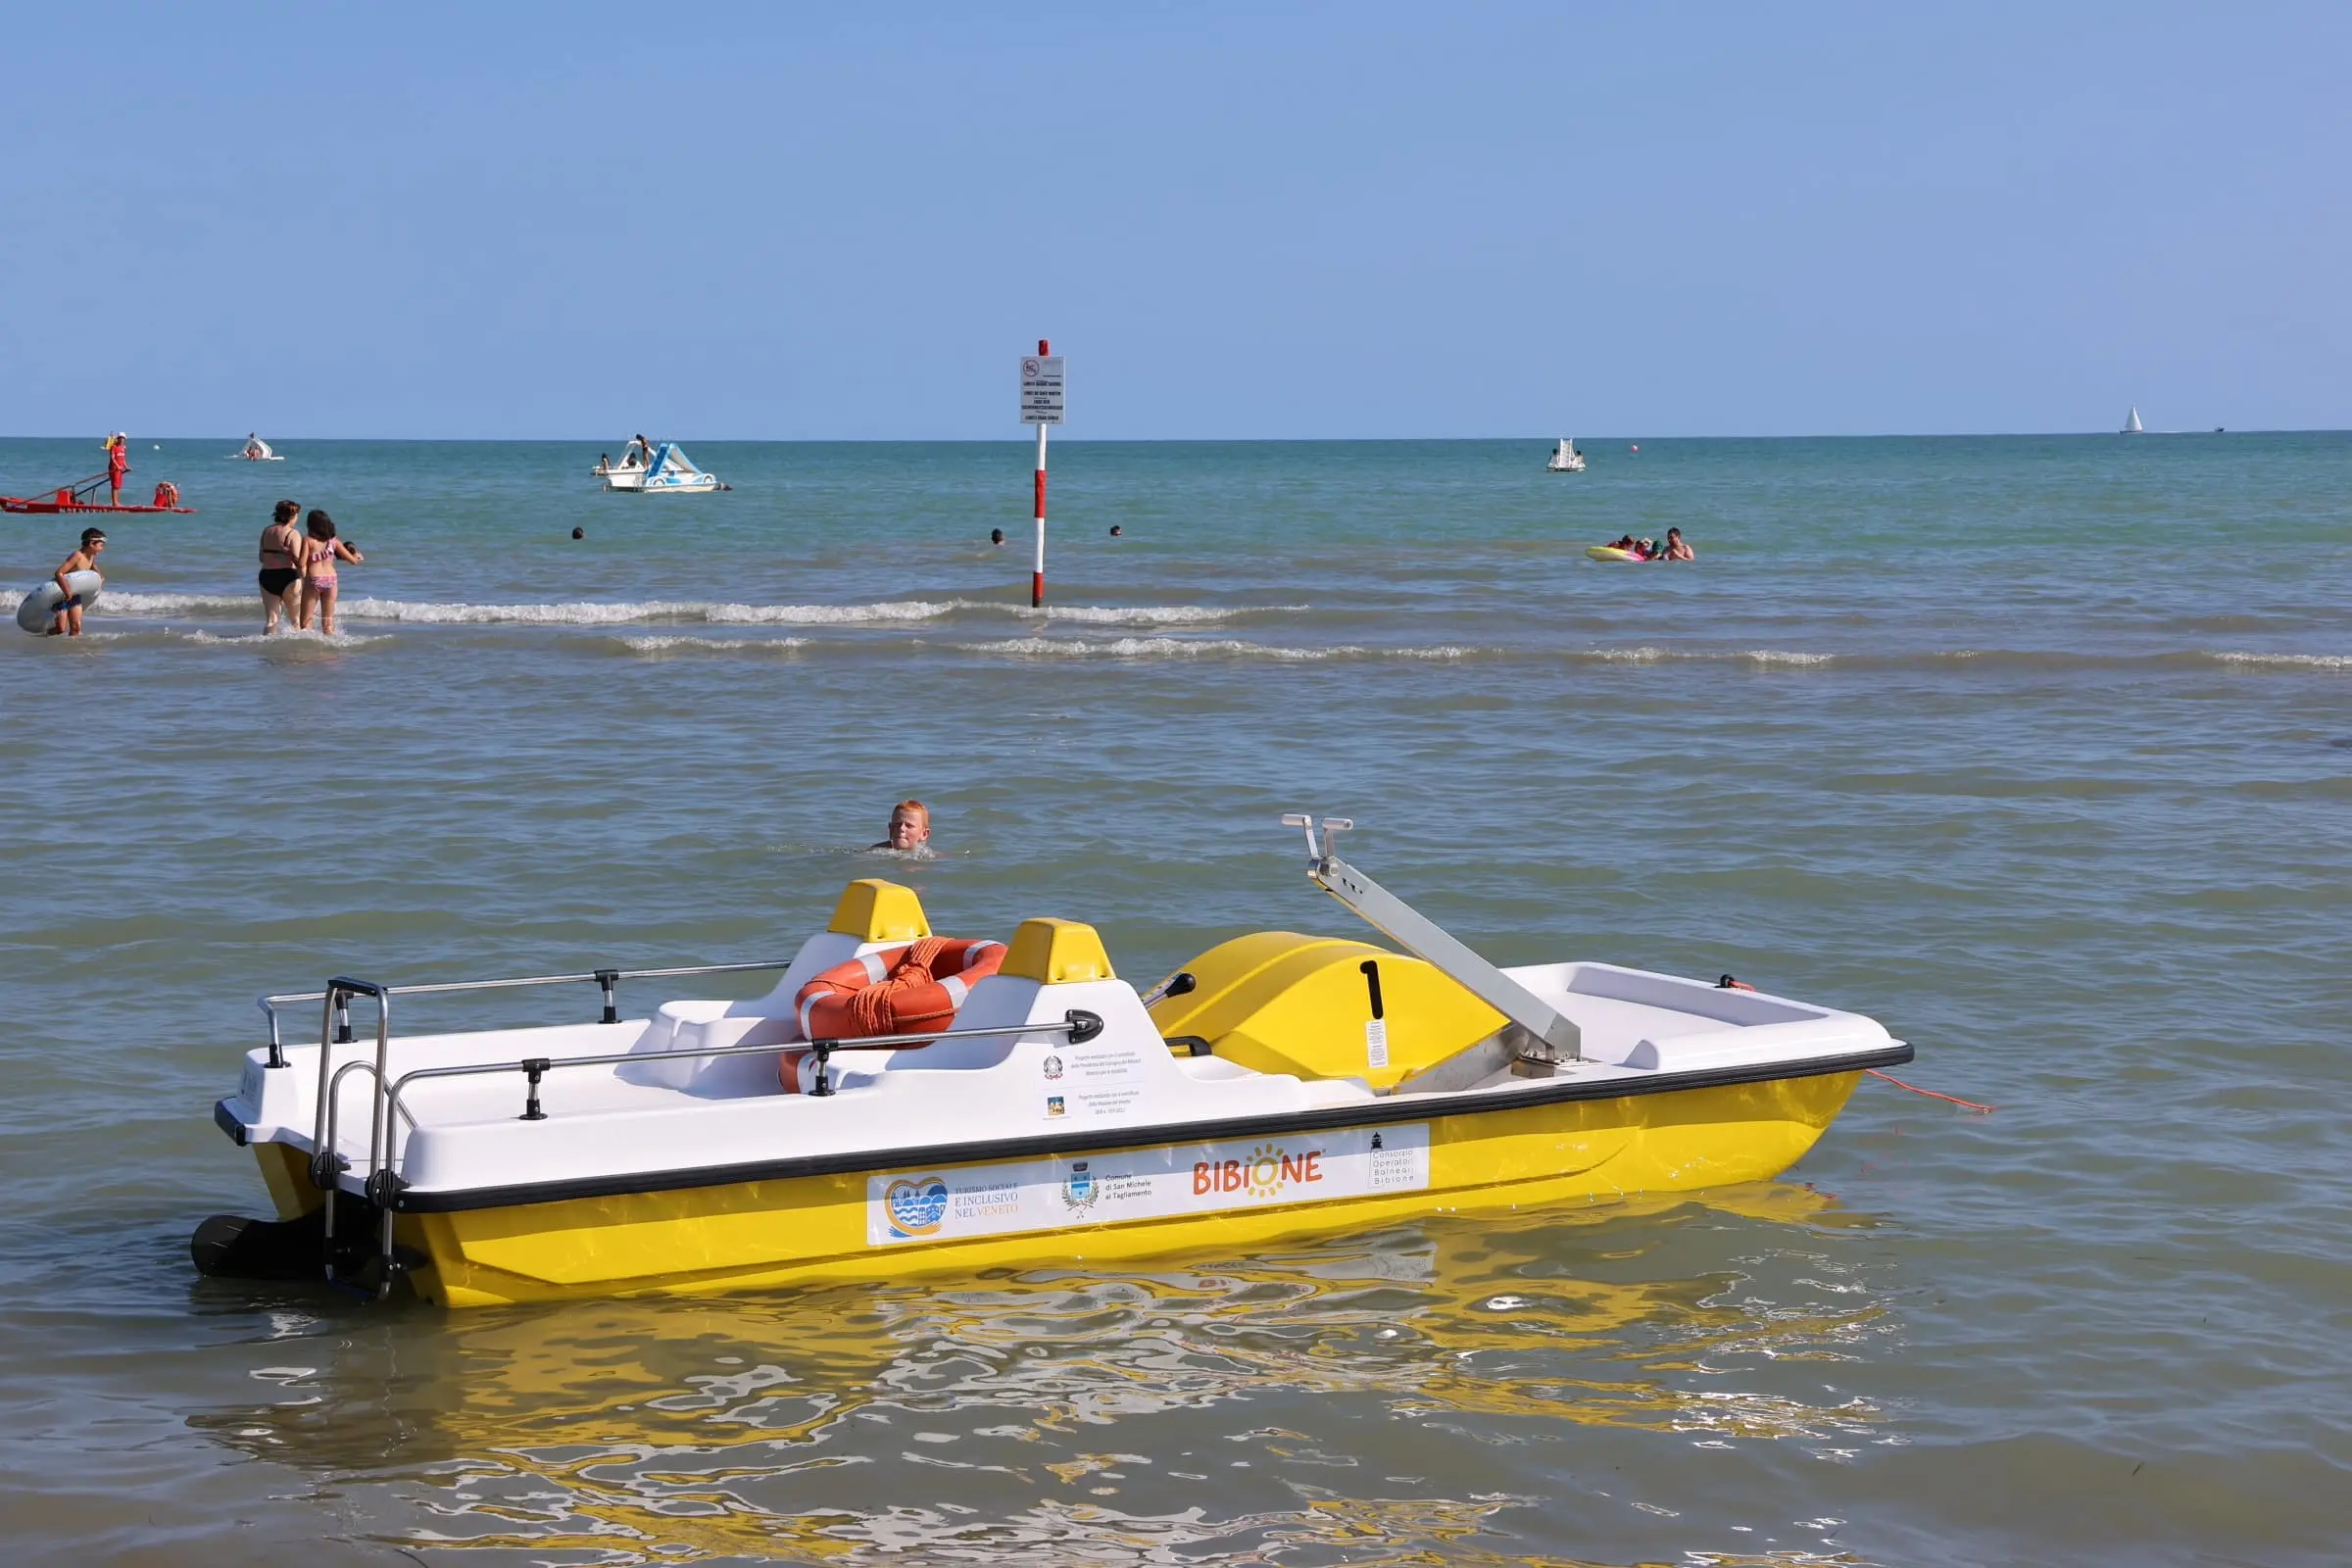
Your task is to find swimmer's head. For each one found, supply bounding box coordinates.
[990,528,1005,546]
[1108,524,1123,537]
[571,526,585,540]
[273,500,301,524]
[885,800,930,851]
[80,527,107,551]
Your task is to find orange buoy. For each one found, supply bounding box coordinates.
[781,936,1006,1092]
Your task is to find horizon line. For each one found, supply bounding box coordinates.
[0,428,2335,444]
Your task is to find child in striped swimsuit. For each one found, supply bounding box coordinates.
[297,511,364,636]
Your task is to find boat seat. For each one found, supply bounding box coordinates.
[624,877,936,1092]
[1146,931,1506,1092]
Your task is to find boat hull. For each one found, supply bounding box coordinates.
[351,1068,1864,1307]
[2,499,194,514]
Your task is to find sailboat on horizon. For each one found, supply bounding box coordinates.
[2122,406,2144,434]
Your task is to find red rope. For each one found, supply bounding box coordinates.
[1867,1068,1993,1114]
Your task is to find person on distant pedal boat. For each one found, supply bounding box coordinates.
[258,499,306,634]
[871,799,932,855]
[243,434,266,460]
[1660,527,1695,562]
[48,528,105,637]
[296,510,363,635]
[105,433,129,507]
[594,453,612,474]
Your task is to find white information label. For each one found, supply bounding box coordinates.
[866,1122,1431,1246]
[1019,355,1066,425]
[1364,1018,1390,1071]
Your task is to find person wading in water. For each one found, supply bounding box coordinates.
[258,500,306,633]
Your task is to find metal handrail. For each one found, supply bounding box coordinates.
[255,957,796,1067]
[309,978,391,1194]
[352,1010,1107,1202]
[321,1057,420,1164]
[318,1056,382,1289]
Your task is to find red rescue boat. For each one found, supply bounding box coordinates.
[2,473,195,514]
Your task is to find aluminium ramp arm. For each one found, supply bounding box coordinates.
[1302,845,1584,1062]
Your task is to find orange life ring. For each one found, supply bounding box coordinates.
[780,936,1005,1092]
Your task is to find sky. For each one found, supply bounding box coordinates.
[1,2,2346,440]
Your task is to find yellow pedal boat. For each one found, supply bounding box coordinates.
[197,815,1908,1308]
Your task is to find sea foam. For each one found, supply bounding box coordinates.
[96,592,1267,628]
[952,637,1472,662]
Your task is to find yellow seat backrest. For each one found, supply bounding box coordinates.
[827,879,931,942]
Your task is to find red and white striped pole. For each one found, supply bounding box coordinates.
[1032,337,1050,609]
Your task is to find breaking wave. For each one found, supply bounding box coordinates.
[180,628,392,648]
[1584,646,1836,667]
[613,635,811,658]
[2206,651,2352,672]
[93,593,1278,628]
[1572,647,2350,673]
[953,637,1476,662]
[61,595,2347,676]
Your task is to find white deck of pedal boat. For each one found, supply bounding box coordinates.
[224,946,1897,1204]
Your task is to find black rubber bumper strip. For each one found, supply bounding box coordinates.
[214,1099,250,1147]
[387,1042,1912,1215]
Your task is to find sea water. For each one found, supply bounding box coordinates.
[0,434,2346,1564]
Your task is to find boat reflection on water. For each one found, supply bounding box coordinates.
[191,1183,1895,1564]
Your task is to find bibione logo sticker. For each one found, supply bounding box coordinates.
[884,1177,951,1238]
[865,1125,1430,1248]
[1193,1143,1323,1198]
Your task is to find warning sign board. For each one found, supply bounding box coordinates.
[1019,355,1066,425]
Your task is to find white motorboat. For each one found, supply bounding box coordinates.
[193,815,1908,1307]
[1546,437,1587,473]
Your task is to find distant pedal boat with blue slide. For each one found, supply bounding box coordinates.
[1546,437,1587,473]
[602,441,728,494]
[195,816,1908,1307]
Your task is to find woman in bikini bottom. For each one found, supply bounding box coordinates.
[258,500,305,633]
